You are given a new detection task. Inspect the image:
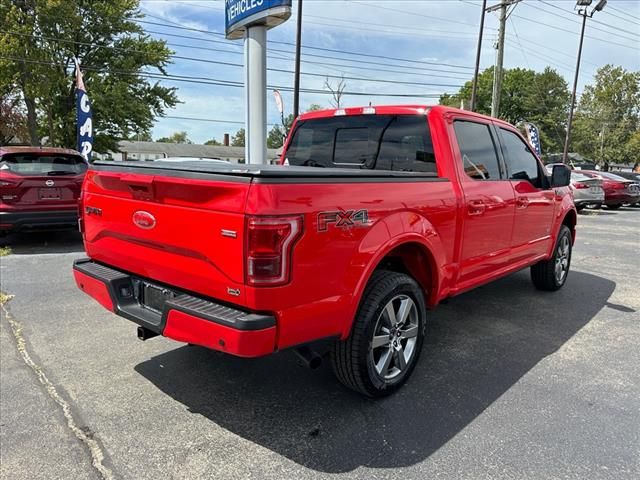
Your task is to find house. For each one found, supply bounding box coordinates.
[102,141,281,164]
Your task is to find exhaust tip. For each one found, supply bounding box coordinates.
[294,346,322,369]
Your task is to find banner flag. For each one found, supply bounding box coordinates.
[74,58,93,160]
[524,122,542,157]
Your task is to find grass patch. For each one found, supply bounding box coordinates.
[0,291,13,305]
[0,246,11,257]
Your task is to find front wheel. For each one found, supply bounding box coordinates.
[531,225,572,291]
[331,270,426,397]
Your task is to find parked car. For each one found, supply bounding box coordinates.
[612,171,640,207]
[580,170,640,209]
[0,146,88,234]
[569,171,604,211]
[73,105,575,397]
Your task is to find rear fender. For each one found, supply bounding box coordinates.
[339,211,447,339]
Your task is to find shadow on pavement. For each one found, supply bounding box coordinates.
[135,270,615,473]
[0,229,84,255]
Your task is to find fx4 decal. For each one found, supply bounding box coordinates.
[317,209,369,232]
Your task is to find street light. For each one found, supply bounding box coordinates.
[562,0,607,164]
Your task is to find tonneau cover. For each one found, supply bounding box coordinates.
[91,160,439,179]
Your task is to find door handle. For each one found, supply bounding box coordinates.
[468,200,486,216]
[516,196,529,208]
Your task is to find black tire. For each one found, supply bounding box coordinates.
[576,205,585,213]
[531,225,572,291]
[606,204,621,210]
[331,270,427,397]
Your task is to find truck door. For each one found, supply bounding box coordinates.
[497,127,556,263]
[452,120,516,286]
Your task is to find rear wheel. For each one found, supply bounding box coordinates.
[331,270,426,397]
[606,204,622,210]
[531,225,572,291]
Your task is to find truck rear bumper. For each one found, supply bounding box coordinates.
[73,258,277,357]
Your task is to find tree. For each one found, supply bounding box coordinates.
[571,65,640,166]
[0,0,179,151]
[267,125,286,149]
[204,138,221,146]
[156,131,191,144]
[307,103,323,112]
[440,67,570,154]
[325,76,346,108]
[231,128,245,147]
[0,93,28,145]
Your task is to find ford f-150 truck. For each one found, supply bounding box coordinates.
[73,105,575,397]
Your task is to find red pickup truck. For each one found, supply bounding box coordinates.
[73,105,575,397]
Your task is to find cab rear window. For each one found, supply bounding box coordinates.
[284,114,437,173]
[0,154,88,176]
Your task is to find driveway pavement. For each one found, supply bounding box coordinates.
[1,209,639,480]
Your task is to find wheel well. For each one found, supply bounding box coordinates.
[562,210,577,241]
[376,243,435,302]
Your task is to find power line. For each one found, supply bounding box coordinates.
[134,15,477,71]
[0,30,467,89]
[535,0,640,39]
[1,55,448,99]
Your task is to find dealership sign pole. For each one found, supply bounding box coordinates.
[226,0,292,164]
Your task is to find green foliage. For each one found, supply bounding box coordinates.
[0,0,178,152]
[571,65,640,166]
[0,93,28,145]
[440,66,570,154]
[267,125,286,149]
[231,128,245,147]
[267,106,320,149]
[156,131,191,144]
[204,138,221,146]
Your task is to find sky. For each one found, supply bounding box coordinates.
[137,0,640,144]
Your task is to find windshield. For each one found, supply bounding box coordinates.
[284,114,437,173]
[0,153,88,176]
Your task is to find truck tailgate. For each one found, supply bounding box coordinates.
[82,169,250,303]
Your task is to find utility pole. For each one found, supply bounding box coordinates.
[562,0,607,164]
[490,1,507,118]
[562,11,587,165]
[293,0,303,119]
[470,0,487,112]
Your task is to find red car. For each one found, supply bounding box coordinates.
[73,105,575,397]
[0,146,88,234]
[579,170,640,209]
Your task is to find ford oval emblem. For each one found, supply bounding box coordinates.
[45,179,55,187]
[132,211,156,230]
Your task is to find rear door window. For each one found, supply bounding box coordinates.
[285,114,437,173]
[0,154,88,176]
[453,121,502,180]
[376,116,436,172]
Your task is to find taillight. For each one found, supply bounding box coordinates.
[612,182,626,190]
[245,215,303,286]
[77,191,84,235]
[573,182,589,189]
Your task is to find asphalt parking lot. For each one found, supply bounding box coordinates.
[1,208,639,480]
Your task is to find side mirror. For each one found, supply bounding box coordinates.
[551,164,571,187]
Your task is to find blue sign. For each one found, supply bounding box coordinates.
[75,63,93,160]
[225,0,292,39]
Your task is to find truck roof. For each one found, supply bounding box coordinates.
[297,104,514,129]
[0,145,84,157]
